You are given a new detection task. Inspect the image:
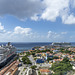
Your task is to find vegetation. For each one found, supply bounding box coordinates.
[31,65,37,69]
[60,49,73,54]
[53,56,59,59]
[47,57,53,62]
[73,56,75,59]
[19,58,21,62]
[25,52,31,56]
[34,57,37,60]
[22,55,32,64]
[35,49,53,53]
[38,71,41,75]
[50,51,53,53]
[31,52,36,57]
[36,50,46,53]
[23,68,26,71]
[47,56,59,62]
[50,57,72,75]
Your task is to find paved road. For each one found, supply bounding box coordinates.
[28,55,36,65]
[18,66,24,75]
[28,55,37,75]
[31,69,37,75]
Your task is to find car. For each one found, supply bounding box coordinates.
[18,63,22,67]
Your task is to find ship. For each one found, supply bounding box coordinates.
[51,42,71,46]
[0,42,16,67]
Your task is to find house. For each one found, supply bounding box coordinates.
[53,50,59,53]
[70,61,75,70]
[40,69,51,75]
[36,59,44,64]
[42,53,53,60]
[72,65,75,70]
[53,58,63,63]
[36,53,42,57]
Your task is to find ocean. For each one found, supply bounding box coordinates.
[0,42,75,53]
[0,42,51,53]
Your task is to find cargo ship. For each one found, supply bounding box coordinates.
[0,42,16,67]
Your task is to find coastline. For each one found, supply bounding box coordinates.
[0,42,75,53]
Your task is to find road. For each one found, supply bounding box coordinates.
[18,66,24,75]
[28,55,36,65]
[28,55,37,75]
[31,69,37,75]
[18,55,38,75]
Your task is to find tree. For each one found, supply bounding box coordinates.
[50,51,53,53]
[22,56,27,64]
[62,57,69,63]
[47,57,53,62]
[50,57,72,75]
[22,56,32,64]
[53,56,59,59]
[73,56,75,59]
[31,65,37,69]
[32,52,36,57]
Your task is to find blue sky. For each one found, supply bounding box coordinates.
[0,0,75,42]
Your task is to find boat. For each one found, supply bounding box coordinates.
[51,42,71,46]
[0,42,16,67]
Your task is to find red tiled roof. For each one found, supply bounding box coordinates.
[40,69,50,72]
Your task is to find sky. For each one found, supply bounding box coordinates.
[0,0,75,42]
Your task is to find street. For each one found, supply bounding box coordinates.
[28,55,36,65]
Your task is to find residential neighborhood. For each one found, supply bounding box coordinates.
[0,43,75,75]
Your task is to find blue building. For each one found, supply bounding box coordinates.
[45,53,53,60]
[36,59,44,63]
[53,50,59,53]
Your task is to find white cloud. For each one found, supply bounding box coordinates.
[47,31,60,39]
[61,32,67,34]
[0,22,74,42]
[47,31,69,42]
[14,26,32,36]
[0,25,74,42]
[62,14,75,24]
[41,0,69,21]
[31,14,39,21]
[0,22,5,33]
[0,22,4,30]
[0,0,75,24]
[4,26,45,42]
[40,0,75,24]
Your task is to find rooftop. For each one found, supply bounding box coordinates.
[40,69,50,72]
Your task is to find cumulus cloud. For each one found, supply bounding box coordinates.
[0,0,43,20]
[47,31,69,42]
[41,0,69,21]
[31,14,39,21]
[0,23,4,30]
[0,24,74,42]
[47,31,60,39]
[14,26,32,36]
[0,0,75,24]
[41,0,75,24]
[0,22,5,33]
[0,25,46,42]
[62,14,75,24]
